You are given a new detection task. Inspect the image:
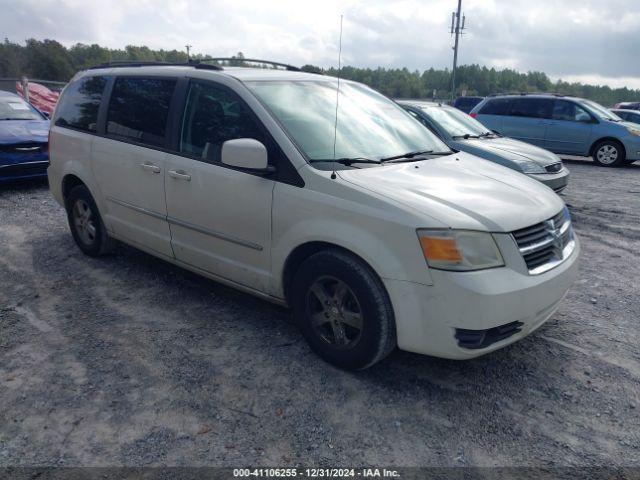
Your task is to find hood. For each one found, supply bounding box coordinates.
[453,136,560,167]
[337,152,564,232]
[622,120,640,131]
[0,120,50,145]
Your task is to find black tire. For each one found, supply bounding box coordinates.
[291,249,396,370]
[592,139,626,167]
[65,185,114,257]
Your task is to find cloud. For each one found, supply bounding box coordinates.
[1,0,639,88]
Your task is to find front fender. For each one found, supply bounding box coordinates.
[271,181,434,298]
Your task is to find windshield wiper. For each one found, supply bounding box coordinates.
[310,157,382,166]
[478,132,495,138]
[0,117,31,121]
[380,149,452,162]
[452,134,481,140]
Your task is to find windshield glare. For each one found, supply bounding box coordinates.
[246,81,449,162]
[0,97,43,121]
[422,106,490,137]
[582,99,622,121]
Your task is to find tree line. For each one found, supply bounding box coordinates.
[1,38,638,106]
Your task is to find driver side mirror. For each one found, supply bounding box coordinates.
[221,138,274,173]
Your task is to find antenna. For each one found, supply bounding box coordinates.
[331,15,343,180]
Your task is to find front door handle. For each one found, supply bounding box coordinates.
[140,162,161,173]
[169,169,191,181]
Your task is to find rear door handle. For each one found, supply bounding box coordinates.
[169,169,191,181]
[140,163,161,173]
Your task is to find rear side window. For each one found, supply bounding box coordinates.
[106,77,176,147]
[55,76,107,132]
[180,82,266,163]
[478,98,511,115]
[508,98,553,119]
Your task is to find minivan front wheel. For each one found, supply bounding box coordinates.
[291,249,396,370]
[593,140,626,167]
[65,185,114,257]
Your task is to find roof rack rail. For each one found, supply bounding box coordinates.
[488,91,565,98]
[87,60,222,71]
[205,58,301,71]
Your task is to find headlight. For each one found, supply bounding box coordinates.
[519,160,546,174]
[627,127,640,136]
[417,229,504,271]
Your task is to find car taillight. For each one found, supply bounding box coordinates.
[469,112,477,118]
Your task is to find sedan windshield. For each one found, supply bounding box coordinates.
[422,106,491,138]
[246,80,449,162]
[0,97,43,121]
[581,99,622,122]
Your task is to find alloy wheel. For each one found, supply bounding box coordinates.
[596,144,619,165]
[72,199,97,245]
[305,275,364,349]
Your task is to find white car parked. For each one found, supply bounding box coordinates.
[48,60,579,369]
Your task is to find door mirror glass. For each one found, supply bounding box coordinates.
[221,138,269,171]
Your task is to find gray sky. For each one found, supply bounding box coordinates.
[2,0,639,88]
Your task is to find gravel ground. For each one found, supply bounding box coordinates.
[0,159,639,468]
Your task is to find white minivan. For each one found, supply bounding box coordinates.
[48,60,579,369]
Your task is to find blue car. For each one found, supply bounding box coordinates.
[0,90,50,183]
[612,109,640,125]
[470,94,640,167]
[398,100,569,192]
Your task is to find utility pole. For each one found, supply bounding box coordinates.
[450,0,466,102]
[185,44,192,62]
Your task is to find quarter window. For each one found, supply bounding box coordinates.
[508,98,553,119]
[180,82,266,163]
[552,100,592,122]
[106,77,176,147]
[55,76,107,132]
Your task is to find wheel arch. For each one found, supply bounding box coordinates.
[281,241,387,307]
[61,173,87,203]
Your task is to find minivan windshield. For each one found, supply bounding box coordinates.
[421,106,491,138]
[581,99,622,122]
[246,80,450,163]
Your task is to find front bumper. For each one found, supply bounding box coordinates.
[0,149,49,182]
[528,167,570,193]
[384,234,580,359]
[621,136,640,161]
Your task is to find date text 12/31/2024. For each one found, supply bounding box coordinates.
[233,468,401,478]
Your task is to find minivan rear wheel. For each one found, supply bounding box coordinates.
[65,185,114,257]
[291,249,396,370]
[592,139,626,167]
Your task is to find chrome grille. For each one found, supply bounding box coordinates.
[512,208,575,274]
[0,142,45,154]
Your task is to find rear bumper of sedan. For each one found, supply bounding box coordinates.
[528,167,570,193]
